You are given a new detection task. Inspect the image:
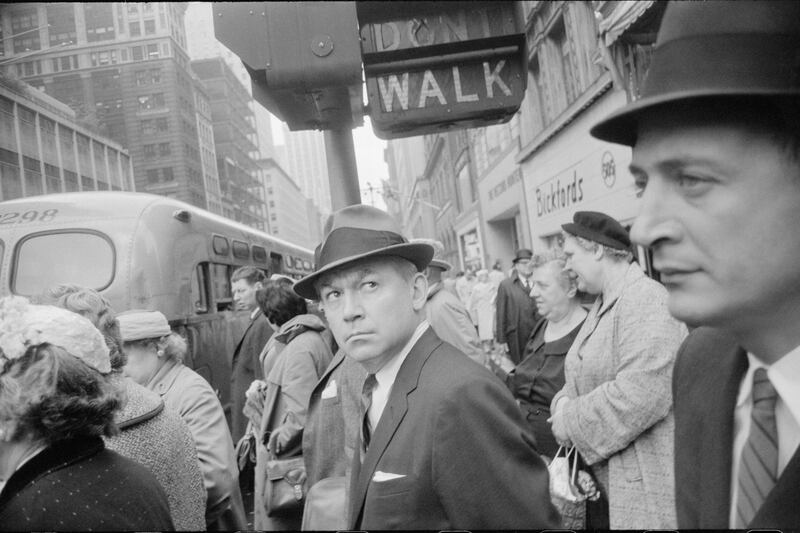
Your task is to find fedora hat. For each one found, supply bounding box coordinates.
[410,238,452,272]
[512,248,533,264]
[591,0,800,146]
[294,205,434,300]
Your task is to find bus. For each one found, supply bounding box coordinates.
[0,191,315,418]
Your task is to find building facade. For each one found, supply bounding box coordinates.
[191,57,266,229]
[260,158,314,249]
[0,3,222,210]
[281,127,332,218]
[517,1,647,252]
[0,74,133,201]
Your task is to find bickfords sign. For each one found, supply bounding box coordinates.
[357,2,527,139]
[536,171,585,217]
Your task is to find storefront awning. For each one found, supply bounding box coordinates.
[597,0,656,46]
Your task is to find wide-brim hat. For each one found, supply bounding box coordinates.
[294,205,434,300]
[591,1,800,146]
[428,258,452,271]
[562,211,631,251]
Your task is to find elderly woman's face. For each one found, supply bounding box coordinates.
[530,262,574,321]
[121,341,161,386]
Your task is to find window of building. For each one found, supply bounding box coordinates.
[156,117,168,131]
[135,69,148,86]
[131,46,143,61]
[149,68,161,83]
[127,4,139,15]
[64,170,79,192]
[84,4,115,42]
[143,144,156,157]
[47,4,77,46]
[158,142,171,156]
[141,119,155,135]
[144,19,155,35]
[162,167,174,181]
[44,163,61,193]
[146,43,159,59]
[81,175,94,190]
[143,3,154,13]
[11,8,40,53]
[146,168,159,184]
[129,21,141,37]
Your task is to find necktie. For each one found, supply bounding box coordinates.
[361,373,378,462]
[736,367,779,527]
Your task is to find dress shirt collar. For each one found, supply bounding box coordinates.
[737,347,800,425]
[250,307,261,321]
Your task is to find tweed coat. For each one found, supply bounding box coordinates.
[0,437,174,531]
[230,309,274,442]
[674,327,800,528]
[148,360,247,531]
[253,314,334,529]
[105,376,206,531]
[426,282,486,366]
[349,327,560,530]
[551,262,687,529]
[495,271,540,364]
[302,349,367,528]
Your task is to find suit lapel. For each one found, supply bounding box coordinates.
[753,442,800,526]
[700,344,748,527]
[231,311,258,365]
[348,327,441,528]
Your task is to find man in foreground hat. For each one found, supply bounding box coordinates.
[294,204,558,530]
[549,211,687,529]
[590,1,800,528]
[495,248,540,365]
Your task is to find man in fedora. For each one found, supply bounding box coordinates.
[550,211,687,529]
[590,1,800,528]
[294,205,558,530]
[495,248,540,366]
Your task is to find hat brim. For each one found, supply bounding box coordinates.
[293,243,434,300]
[590,88,797,147]
[428,259,452,271]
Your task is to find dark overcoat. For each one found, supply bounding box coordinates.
[230,309,273,442]
[348,327,559,530]
[495,271,540,364]
[674,327,800,529]
[0,437,174,531]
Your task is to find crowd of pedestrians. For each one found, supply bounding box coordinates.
[0,1,798,530]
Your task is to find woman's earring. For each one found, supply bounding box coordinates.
[156,350,165,358]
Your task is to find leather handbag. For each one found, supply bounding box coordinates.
[266,452,307,516]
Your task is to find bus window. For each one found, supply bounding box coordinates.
[252,245,267,264]
[13,231,114,296]
[271,252,282,276]
[210,263,233,311]
[212,235,229,256]
[232,240,249,260]
[191,263,209,314]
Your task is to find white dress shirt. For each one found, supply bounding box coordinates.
[367,321,430,432]
[729,347,800,527]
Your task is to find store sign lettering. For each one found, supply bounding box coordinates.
[489,169,521,201]
[535,171,584,217]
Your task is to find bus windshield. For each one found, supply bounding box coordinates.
[13,231,114,296]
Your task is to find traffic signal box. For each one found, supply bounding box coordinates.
[214,2,527,139]
[213,2,364,131]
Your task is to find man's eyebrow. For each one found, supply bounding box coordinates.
[319,267,375,290]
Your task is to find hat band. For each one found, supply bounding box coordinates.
[644,34,800,100]
[316,227,408,270]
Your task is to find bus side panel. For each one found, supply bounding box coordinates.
[179,311,251,428]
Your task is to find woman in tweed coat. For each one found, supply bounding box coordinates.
[550,214,687,529]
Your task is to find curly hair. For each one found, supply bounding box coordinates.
[532,250,580,294]
[42,285,125,371]
[571,235,633,263]
[257,280,307,327]
[124,332,187,364]
[0,344,122,444]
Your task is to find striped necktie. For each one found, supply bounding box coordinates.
[735,367,779,528]
[360,373,378,462]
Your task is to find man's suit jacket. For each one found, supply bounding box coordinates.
[674,327,800,528]
[348,327,559,530]
[230,310,273,442]
[495,272,539,365]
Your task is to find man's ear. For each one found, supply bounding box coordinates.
[410,272,428,311]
